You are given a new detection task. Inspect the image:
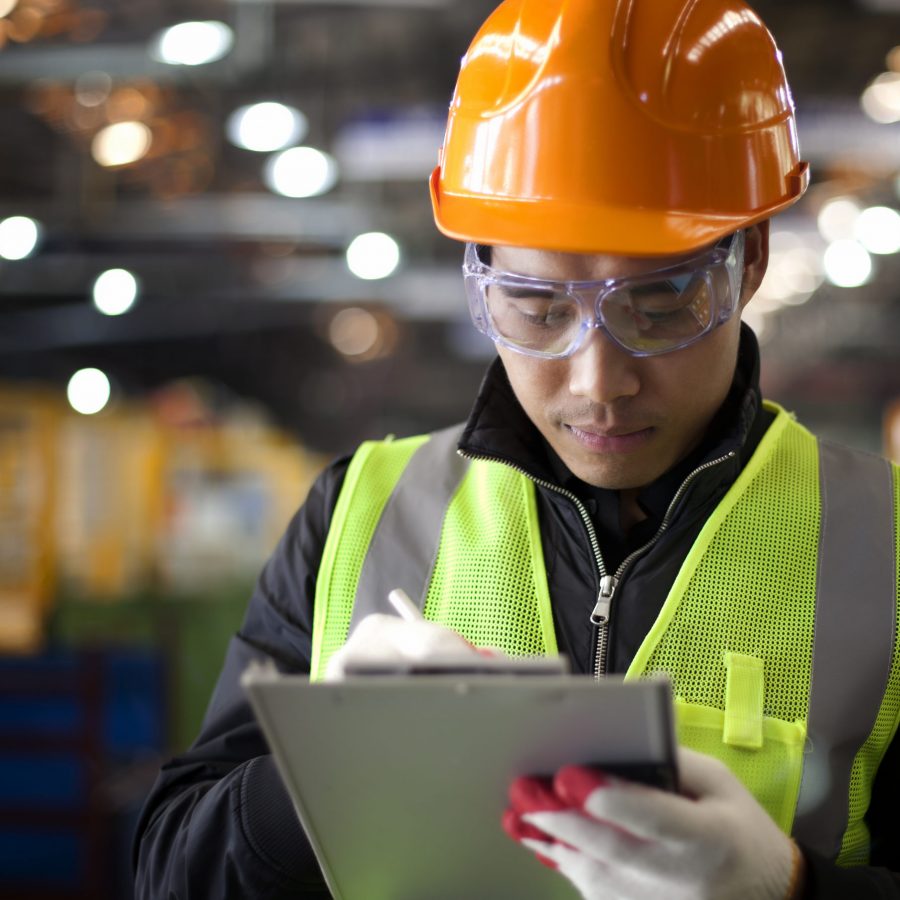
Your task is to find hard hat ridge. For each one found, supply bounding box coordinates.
[430,0,809,256]
[613,0,794,133]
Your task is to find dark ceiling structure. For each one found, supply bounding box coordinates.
[0,0,898,454]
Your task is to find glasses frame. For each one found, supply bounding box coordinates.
[462,230,745,359]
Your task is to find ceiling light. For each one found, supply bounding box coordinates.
[346,232,400,280]
[855,206,900,255]
[227,102,308,152]
[0,215,40,260]
[264,146,338,198]
[151,21,234,67]
[823,240,873,288]
[861,72,900,124]
[67,368,111,416]
[93,268,139,316]
[92,121,152,167]
[817,197,861,243]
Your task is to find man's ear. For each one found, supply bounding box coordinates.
[739,220,770,310]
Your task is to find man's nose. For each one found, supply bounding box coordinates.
[567,327,641,404]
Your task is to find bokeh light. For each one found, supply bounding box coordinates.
[264,146,338,198]
[151,21,234,67]
[67,368,111,416]
[817,197,861,243]
[823,240,873,288]
[106,86,151,123]
[93,268,139,316]
[0,215,40,260]
[855,206,900,255]
[227,102,307,152]
[346,232,400,280]
[861,72,900,124]
[329,308,381,357]
[92,121,152,167]
[756,238,824,310]
[887,46,900,73]
[4,4,41,41]
[74,71,112,108]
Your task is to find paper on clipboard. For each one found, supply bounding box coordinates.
[242,662,676,900]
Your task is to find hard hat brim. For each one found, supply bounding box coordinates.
[430,164,809,257]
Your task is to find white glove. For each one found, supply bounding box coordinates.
[324,613,485,680]
[504,747,804,900]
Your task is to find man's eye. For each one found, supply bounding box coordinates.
[516,304,574,326]
[631,279,704,316]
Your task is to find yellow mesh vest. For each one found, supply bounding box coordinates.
[310,435,556,680]
[311,413,900,863]
[626,407,900,862]
[628,410,816,833]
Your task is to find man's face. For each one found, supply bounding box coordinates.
[492,227,766,490]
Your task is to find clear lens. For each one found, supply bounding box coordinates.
[464,231,742,358]
[484,281,581,355]
[601,273,714,353]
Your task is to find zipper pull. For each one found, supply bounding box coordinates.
[590,574,618,625]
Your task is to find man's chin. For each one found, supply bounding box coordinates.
[563,458,658,491]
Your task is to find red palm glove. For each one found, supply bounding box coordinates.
[503,749,804,900]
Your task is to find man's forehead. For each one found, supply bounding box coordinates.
[490,243,713,282]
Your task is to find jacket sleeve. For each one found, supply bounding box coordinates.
[799,730,900,898]
[132,457,350,899]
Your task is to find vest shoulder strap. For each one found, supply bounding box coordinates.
[795,440,899,863]
[310,430,432,678]
[349,424,469,632]
[311,423,556,678]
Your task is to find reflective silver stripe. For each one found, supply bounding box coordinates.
[348,425,469,633]
[793,441,896,857]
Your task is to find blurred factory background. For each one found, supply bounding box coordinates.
[0,0,898,896]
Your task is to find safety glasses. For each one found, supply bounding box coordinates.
[462,230,745,358]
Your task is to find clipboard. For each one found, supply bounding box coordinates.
[242,662,677,900]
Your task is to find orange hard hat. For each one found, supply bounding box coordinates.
[430,0,810,256]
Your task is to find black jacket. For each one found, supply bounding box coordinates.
[134,329,899,898]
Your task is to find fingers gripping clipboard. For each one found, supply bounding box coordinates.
[242,662,677,900]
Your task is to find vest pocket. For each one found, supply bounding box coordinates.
[674,700,806,834]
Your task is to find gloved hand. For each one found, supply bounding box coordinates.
[503,747,804,900]
[324,613,487,680]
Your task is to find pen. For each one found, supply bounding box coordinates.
[388,587,492,657]
[388,588,424,622]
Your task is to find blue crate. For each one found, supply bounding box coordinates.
[0,648,166,758]
[0,696,83,737]
[0,755,86,809]
[0,828,83,885]
[104,651,166,757]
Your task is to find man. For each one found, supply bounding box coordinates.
[134,1,900,898]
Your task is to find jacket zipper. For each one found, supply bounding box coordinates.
[456,446,736,679]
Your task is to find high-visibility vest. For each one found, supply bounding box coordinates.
[310,403,900,866]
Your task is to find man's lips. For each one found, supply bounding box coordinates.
[565,423,655,452]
